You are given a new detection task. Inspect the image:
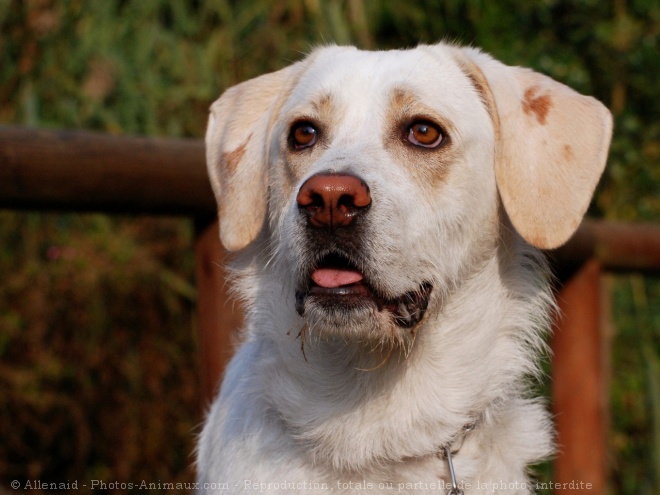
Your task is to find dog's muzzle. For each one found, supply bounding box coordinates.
[294,173,433,328]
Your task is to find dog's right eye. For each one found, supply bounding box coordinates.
[290,122,318,150]
[407,121,443,148]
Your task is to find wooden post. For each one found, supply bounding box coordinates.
[194,221,243,407]
[552,260,609,493]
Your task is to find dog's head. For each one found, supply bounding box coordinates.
[206,44,612,346]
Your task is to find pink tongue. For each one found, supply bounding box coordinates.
[312,268,364,288]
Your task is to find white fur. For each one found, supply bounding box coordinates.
[197,43,611,494]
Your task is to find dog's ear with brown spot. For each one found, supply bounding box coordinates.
[206,63,303,251]
[457,48,613,249]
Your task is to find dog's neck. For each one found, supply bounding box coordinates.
[247,244,553,478]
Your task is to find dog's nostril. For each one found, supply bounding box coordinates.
[309,193,325,208]
[338,194,357,210]
[297,173,371,229]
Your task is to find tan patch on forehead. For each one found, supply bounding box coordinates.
[312,93,334,115]
[389,87,430,120]
[522,86,552,125]
[391,87,413,107]
[222,134,251,176]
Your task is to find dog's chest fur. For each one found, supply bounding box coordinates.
[198,244,554,493]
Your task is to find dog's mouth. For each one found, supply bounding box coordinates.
[295,252,433,328]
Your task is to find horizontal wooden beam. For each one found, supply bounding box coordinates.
[1,126,659,273]
[551,219,660,275]
[0,126,214,216]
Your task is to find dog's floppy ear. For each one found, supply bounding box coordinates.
[206,63,302,251]
[458,48,612,249]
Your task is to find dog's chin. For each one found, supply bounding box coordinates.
[295,280,433,345]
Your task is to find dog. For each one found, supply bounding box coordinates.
[197,43,612,494]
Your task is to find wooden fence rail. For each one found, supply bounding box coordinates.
[2,126,660,494]
[0,126,212,216]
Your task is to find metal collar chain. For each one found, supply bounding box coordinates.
[443,447,463,495]
[437,422,476,495]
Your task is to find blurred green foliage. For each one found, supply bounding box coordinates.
[0,0,658,493]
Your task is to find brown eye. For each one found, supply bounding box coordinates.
[291,122,318,149]
[408,121,443,148]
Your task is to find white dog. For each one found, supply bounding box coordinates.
[197,43,612,494]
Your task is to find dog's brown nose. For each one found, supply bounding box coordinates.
[297,173,371,229]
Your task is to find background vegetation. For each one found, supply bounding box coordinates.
[1,0,658,493]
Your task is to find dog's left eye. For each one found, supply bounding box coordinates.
[407,121,443,148]
[290,122,318,150]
